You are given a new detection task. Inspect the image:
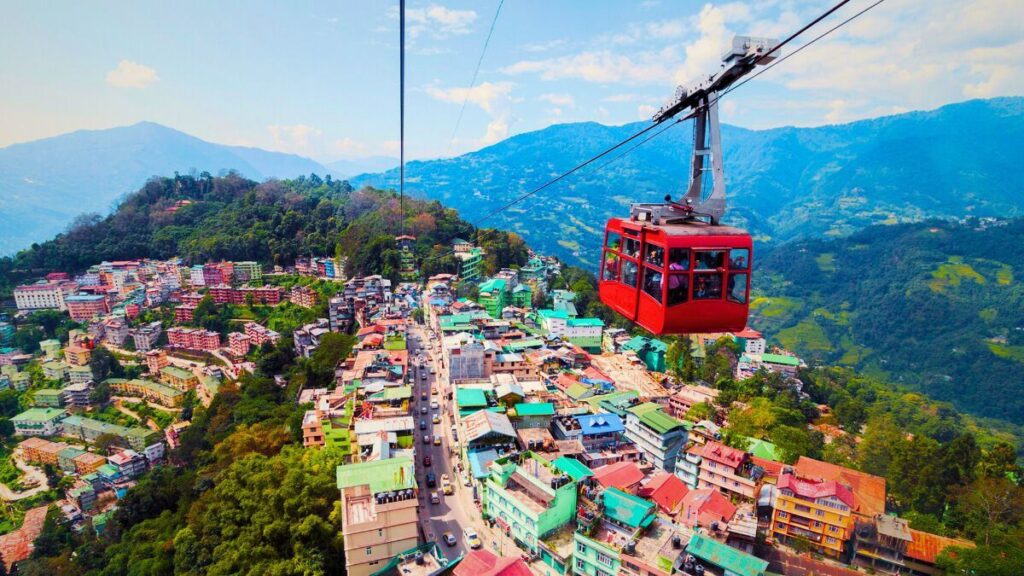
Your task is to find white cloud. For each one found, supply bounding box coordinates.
[106,60,159,88]
[672,4,733,86]
[637,104,657,119]
[481,117,509,145]
[504,51,669,85]
[522,39,568,53]
[267,124,322,154]
[401,4,477,39]
[331,137,368,157]
[538,93,575,107]
[425,81,513,113]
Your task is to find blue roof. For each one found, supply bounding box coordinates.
[469,448,500,479]
[577,413,625,435]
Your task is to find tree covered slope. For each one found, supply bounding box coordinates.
[754,217,1024,423]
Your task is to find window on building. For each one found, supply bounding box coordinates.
[366,547,373,556]
[815,509,825,517]
[576,559,587,571]
[826,537,837,544]
[597,552,614,566]
[829,525,839,533]
[778,511,788,519]
[577,542,588,555]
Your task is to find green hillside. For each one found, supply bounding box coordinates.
[755,217,1024,423]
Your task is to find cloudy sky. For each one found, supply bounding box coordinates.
[1,0,1021,162]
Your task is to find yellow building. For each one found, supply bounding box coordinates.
[108,378,185,408]
[336,458,419,576]
[772,473,855,558]
[64,345,92,367]
[160,366,199,391]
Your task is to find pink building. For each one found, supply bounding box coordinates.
[228,332,251,357]
[167,327,220,351]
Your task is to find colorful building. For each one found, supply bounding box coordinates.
[11,408,67,437]
[160,366,199,391]
[772,472,856,558]
[624,403,688,472]
[573,488,657,576]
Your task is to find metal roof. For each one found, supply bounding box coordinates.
[336,456,417,493]
[686,532,767,576]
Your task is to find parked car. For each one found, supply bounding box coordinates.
[430,400,439,410]
[433,435,442,446]
[423,455,432,467]
[443,531,456,546]
[461,472,471,487]
[464,528,482,549]
[432,414,441,424]
[430,491,440,505]
[441,474,454,495]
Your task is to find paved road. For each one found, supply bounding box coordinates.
[0,452,49,502]
[409,324,482,561]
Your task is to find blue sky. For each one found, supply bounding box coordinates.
[2,0,1021,162]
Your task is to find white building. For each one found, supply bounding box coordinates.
[14,283,67,311]
[624,405,689,472]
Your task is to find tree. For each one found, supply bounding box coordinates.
[954,477,1024,545]
[0,418,14,439]
[90,380,111,405]
[685,401,718,424]
[980,442,1023,480]
[95,433,124,453]
[89,346,123,383]
[834,397,867,432]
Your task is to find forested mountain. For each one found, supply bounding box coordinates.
[754,217,1024,424]
[354,97,1024,267]
[0,172,528,295]
[0,122,334,255]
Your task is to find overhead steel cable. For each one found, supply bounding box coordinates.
[399,0,406,236]
[447,0,506,155]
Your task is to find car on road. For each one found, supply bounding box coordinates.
[464,528,482,549]
[441,474,453,495]
[421,373,427,381]
[421,392,428,401]
[423,455,432,467]
[430,400,439,410]
[430,491,440,505]
[461,472,471,487]
[442,531,456,546]
[420,406,428,414]
[423,435,430,444]
[433,435,442,446]
[432,414,441,424]
[419,419,427,430]
[431,386,438,395]
[426,472,436,487]
[451,425,459,440]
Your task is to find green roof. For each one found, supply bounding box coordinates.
[565,382,592,400]
[12,408,66,422]
[514,402,554,417]
[553,457,593,481]
[34,389,63,398]
[478,278,507,293]
[622,335,668,353]
[538,309,569,320]
[336,457,417,493]
[761,353,800,367]
[456,388,488,408]
[634,407,686,435]
[687,532,768,576]
[626,402,662,416]
[501,339,545,352]
[601,487,656,529]
[108,378,184,400]
[160,366,195,380]
[381,386,413,401]
[745,437,783,461]
[567,317,604,327]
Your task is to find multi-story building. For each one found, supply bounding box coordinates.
[511,283,532,309]
[851,514,914,574]
[336,457,419,576]
[42,360,68,382]
[289,285,317,308]
[0,321,14,347]
[573,487,658,576]
[207,285,282,305]
[19,437,69,465]
[108,450,148,480]
[733,327,766,355]
[675,444,702,489]
[772,472,856,558]
[294,319,330,358]
[697,441,760,500]
[244,322,280,347]
[668,384,720,418]
[202,264,225,286]
[65,294,110,321]
[33,389,64,408]
[446,339,487,382]
[62,382,92,407]
[481,452,579,556]
[167,327,221,351]
[328,296,354,333]
[174,304,196,324]
[228,332,251,357]
[456,247,484,282]
[232,261,262,282]
[11,408,67,436]
[64,345,92,367]
[14,283,67,311]
[108,378,185,407]
[60,415,160,451]
[102,319,130,347]
[69,366,94,386]
[478,279,508,318]
[131,321,163,352]
[40,339,62,359]
[72,451,107,475]
[145,349,169,375]
[564,318,604,351]
[623,403,688,472]
[160,366,199,391]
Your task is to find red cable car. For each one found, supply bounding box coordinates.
[599,216,751,335]
[597,37,778,335]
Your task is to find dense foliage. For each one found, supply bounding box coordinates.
[755,217,1024,424]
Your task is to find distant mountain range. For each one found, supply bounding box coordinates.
[354,97,1024,267]
[0,122,336,255]
[327,156,398,179]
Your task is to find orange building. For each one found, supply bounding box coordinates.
[772,472,855,558]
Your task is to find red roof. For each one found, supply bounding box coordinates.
[906,529,974,564]
[555,373,579,390]
[733,327,762,339]
[0,505,48,571]
[453,550,533,576]
[592,461,645,491]
[583,366,612,381]
[357,324,386,337]
[701,441,746,468]
[680,489,736,529]
[794,456,886,517]
[638,472,689,514]
[778,473,855,508]
[750,456,785,479]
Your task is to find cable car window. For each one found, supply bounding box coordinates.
[667,274,689,306]
[645,245,665,268]
[694,273,723,299]
[669,248,690,271]
[730,248,749,270]
[695,251,726,270]
[622,238,640,259]
[602,251,619,281]
[606,232,621,250]
[642,267,663,302]
[728,273,748,304]
[621,260,638,287]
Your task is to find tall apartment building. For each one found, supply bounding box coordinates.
[336,458,419,576]
[145,349,169,375]
[14,283,67,311]
[166,327,220,351]
[243,322,280,347]
[65,294,110,321]
[772,472,855,559]
[131,321,163,352]
[289,285,317,308]
[623,403,688,472]
[697,441,760,500]
[232,261,262,282]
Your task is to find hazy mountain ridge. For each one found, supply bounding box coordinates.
[0,122,333,255]
[354,97,1024,268]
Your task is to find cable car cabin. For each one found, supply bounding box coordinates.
[599,218,752,335]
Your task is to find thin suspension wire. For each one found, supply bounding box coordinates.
[755,0,851,64]
[448,0,506,155]
[399,0,406,236]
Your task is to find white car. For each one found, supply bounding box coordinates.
[463,528,482,549]
[430,400,439,410]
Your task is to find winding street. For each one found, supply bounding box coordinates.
[0,452,50,502]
